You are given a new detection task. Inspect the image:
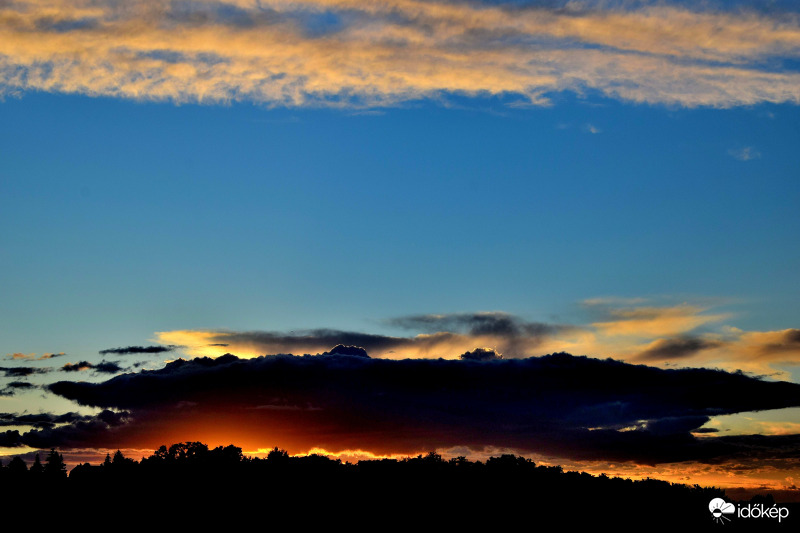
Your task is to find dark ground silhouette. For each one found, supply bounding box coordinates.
[2,442,797,529]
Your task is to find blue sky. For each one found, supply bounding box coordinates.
[2,93,798,358]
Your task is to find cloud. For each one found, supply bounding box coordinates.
[460,348,502,361]
[7,353,35,360]
[93,361,126,374]
[1,1,799,107]
[636,337,722,362]
[387,311,569,338]
[584,123,602,134]
[157,329,425,358]
[61,361,93,373]
[61,361,126,374]
[323,345,370,358]
[40,352,800,465]
[9,410,131,450]
[0,382,38,396]
[585,302,730,338]
[0,430,23,447]
[728,146,762,161]
[759,329,800,355]
[0,412,99,429]
[0,366,51,378]
[156,312,575,359]
[152,302,800,376]
[5,352,65,361]
[98,345,175,355]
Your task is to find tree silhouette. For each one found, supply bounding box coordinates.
[30,453,44,476]
[44,449,66,479]
[7,456,27,475]
[266,447,289,463]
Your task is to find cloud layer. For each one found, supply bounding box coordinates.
[155,311,578,360]
[1,0,799,107]
[38,352,800,466]
[153,303,800,377]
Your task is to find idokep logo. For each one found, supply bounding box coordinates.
[709,497,790,525]
[709,498,736,524]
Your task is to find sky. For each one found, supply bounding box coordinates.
[1,0,800,498]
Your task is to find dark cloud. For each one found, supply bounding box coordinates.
[62,361,93,372]
[0,381,38,396]
[0,366,51,378]
[99,345,176,355]
[323,345,370,358]
[61,361,126,374]
[0,411,129,450]
[636,337,722,361]
[387,312,570,338]
[17,410,131,449]
[5,381,37,390]
[384,312,576,355]
[0,412,97,429]
[645,416,713,436]
[93,361,125,374]
[460,348,502,361]
[0,430,22,447]
[44,353,800,465]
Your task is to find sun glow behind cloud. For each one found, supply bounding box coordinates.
[1,0,799,107]
[153,300,800,378]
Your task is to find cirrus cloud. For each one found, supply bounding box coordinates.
[0,1,799,108]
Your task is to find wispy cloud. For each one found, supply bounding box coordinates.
[5,352,65,361]
[586,301,730,337]
[728,146,762,161]
[635,337,723,362]
[1,1,799,107]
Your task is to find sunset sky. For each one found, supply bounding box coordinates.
[2,0,800,498]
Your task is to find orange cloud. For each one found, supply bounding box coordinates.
[155,328,531,360]
[1,1,799,107]
[153,301,799,378]
[5,352,65,360]
[588,302,730,338]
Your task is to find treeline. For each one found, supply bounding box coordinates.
[0,448,67,481]
[1,442,788,528]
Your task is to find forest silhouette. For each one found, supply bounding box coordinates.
[3,442,795,528]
